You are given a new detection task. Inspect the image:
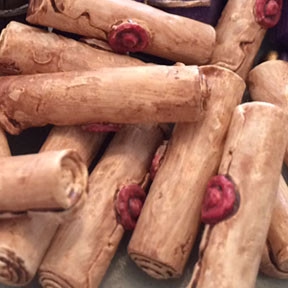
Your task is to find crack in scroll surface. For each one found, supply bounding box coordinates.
[199,68,210,112]
[87,222,122,287]
[220,105,246,176]
[76,12,107,39]
[235,39,255,72]
[213,23,261,73]
[234,25,264,74]
[190,107,246,287]
[190,227,213,287]
[49,0,107,38]
[50,0,62,13]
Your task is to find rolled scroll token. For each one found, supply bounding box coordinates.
[0,21,144,76]
[210,0,283,79]
[26,0,216,65]
[0,65,213,134]
[128,66,245,279]
[188,102,288,288]
[39,124,165,288]
[0,149,88,217]
[0,126,107,286]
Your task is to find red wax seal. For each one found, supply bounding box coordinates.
[108,21,150,54]
[201,175,239,225]
[82,123,123,133]
[254,0,283,29]
[115,184,146,230]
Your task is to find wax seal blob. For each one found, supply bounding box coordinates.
[82,123,123,133]
[254,0,283,28]
[201,175,239,225]
[115,184,146,230]
[108,21,150,54]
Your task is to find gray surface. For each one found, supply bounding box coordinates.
[0,233,287,288]
[101,235,288,288]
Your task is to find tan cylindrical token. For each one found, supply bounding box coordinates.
[210,0,282,79]
[128,65,245,279]
[0,21,144,75]
[0,214,61,285]
[259,175,288,278]
[40,126,105,166]
[38,124,164,288]
[188,102,288,288]
[0,65,210,135]
[248,60,288,164]
[0,127,106,286]
[248,60,288,107]
[0,150,87,216]
[26,0,216,65]
[248,60,288,278]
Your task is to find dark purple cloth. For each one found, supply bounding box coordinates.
[279,51,288,61]
[134,0,228,26]
[268,0,288,51]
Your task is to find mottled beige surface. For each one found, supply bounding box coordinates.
[26,0,215,64]
[0,21,143,75]
[0,149,88,214]
[211,0,266,79]
[0,66,207,134]
[38,125,164,288]
[128,66,245,279]
[0,128,106,286]
[189,103,288,288]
